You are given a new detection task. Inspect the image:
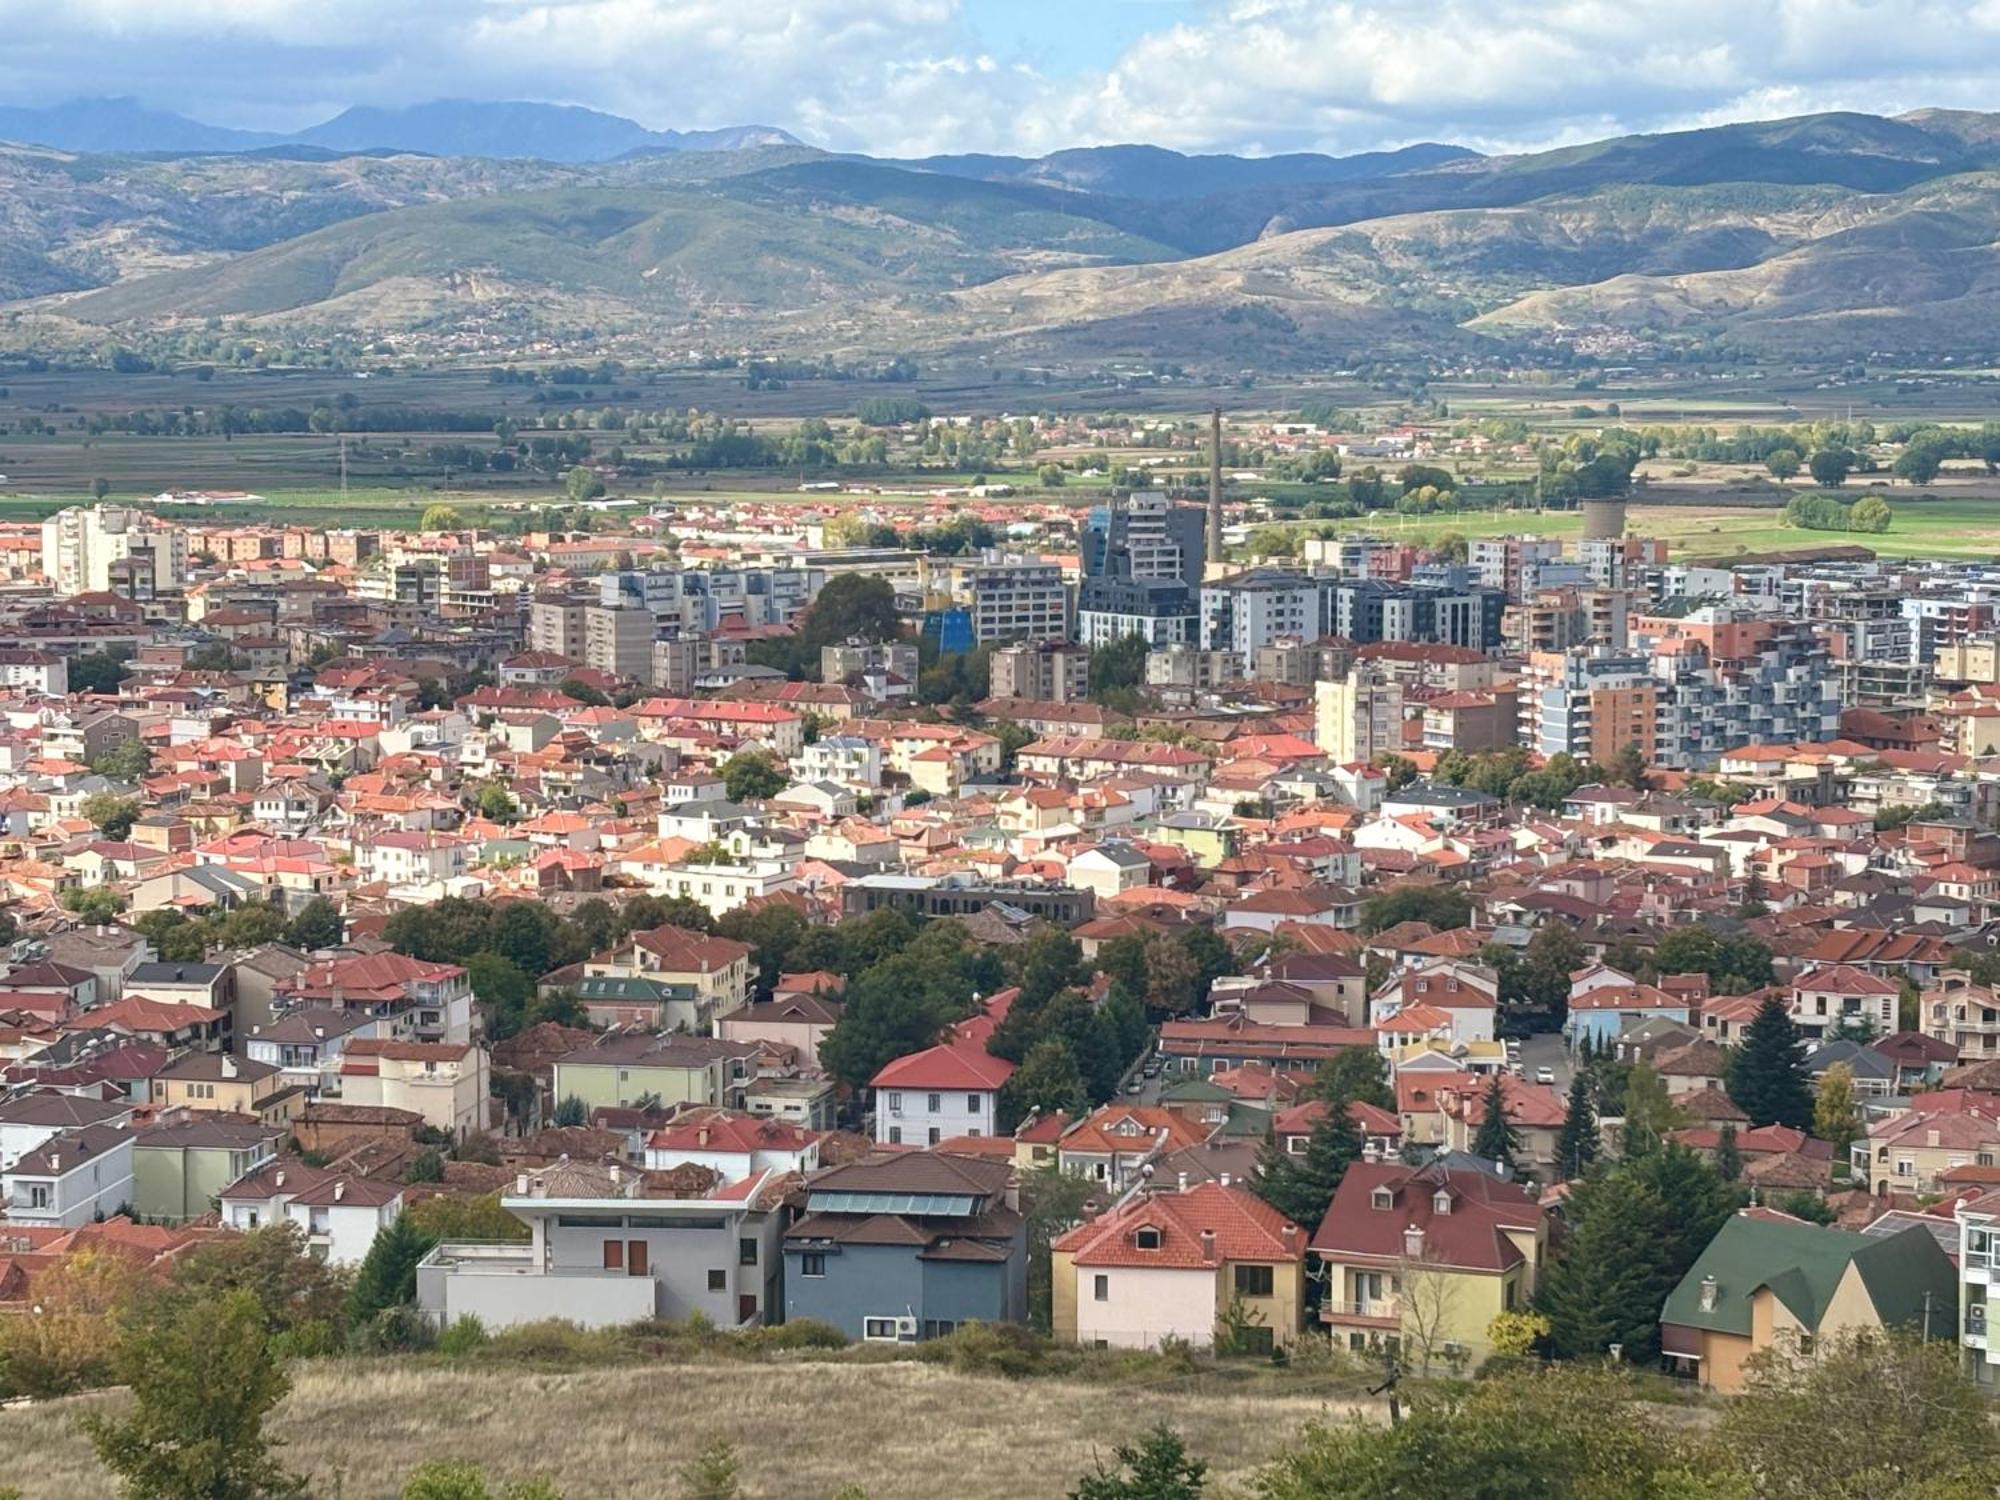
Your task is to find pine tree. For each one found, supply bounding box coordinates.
[1728,997,1813,1128]
[1538,1145,1736,1362]
[347,1214,436,1330]
[1071,1426,1206,1500]
[1714,1121,1742,1181]
[1471,1074,1520,1171]
[1252,1101,1361,1233]
[1556,1072,1599,1179]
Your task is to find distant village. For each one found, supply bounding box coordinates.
[0,461,1996,1401]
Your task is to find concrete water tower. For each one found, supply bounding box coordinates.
[1580,499,1628,540]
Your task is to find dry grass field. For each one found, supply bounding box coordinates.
[0,1357,1380,1499]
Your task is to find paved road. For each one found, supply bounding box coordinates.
[1517,1031,1573,1091]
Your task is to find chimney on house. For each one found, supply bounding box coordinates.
[1199,1228,1217,1263]
[1282,1224,1301,1255]
[1699,1275,1718,1312]
[48,1153,59,1172]
[220,1055,238,1079]
[1403,1227,1425,1259]
[1176,1172,1188,1192]
[333,1180,345,1202]
[1206,407,1224,567]
[515,1172,530,1195]
[275,1170,285,1188]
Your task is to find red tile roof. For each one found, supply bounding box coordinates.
[1054,1181,1304,1268]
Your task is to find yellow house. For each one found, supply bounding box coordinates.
[1309,1158,1550,1369]
[336,1040,491,1141]
[1147,816,1236,870]
[1052,1181,1308,1353]
[1660,1214,1956,1392]
[152,1053,302,1129]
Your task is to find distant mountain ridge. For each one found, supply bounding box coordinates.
[13,104,2000,364]
[0,97,798,163]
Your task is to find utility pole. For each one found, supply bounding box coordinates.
[339,434,349,498]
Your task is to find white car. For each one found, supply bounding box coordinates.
[1535,1066,1556,1086]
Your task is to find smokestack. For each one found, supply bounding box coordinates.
[1206,407,1224,567]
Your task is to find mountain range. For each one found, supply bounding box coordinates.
[9,103,2000,365]
[0,98,799,163]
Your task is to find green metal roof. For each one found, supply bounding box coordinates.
[1662,1214,1955,1338]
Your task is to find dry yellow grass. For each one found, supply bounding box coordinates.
[0,1357,1379,1499]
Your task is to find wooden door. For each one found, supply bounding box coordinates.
[602,1239,624,1270]
[627,1239,649,1276]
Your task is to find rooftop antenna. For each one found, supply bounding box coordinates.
[1206,407,1223,566]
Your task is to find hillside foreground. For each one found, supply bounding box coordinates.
[0,1356,1378,1499]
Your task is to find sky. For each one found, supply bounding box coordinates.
[5,0,2000,158]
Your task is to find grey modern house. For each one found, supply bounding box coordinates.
[782,1153,1027,1341]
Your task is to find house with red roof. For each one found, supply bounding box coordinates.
[1310,1157,1552,1369]
[871,1041,1015,1148]
[1789,963,1900,1038]
[642,1108,823,1181]
[1052,1180,1308,1351]
[276,951,472,1045]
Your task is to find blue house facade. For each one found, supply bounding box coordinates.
[783,1153,1026,1341]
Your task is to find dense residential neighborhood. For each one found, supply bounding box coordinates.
[4,464,2000,1495]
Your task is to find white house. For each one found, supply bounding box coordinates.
[641,1110,823,1182]
[358,831,470,886]
[871,1041,1016,1147]
[4,1124,135,1227]
[0,1092,136,1171]
[220,1162,404,1266]
[1067,842,1154,901]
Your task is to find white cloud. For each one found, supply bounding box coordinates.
[3,0,2000,155]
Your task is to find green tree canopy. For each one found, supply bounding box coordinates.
[1729,996,1813,1129]
[82,1288,304,1500]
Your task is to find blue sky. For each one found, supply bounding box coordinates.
[961,0,1191,76]
[4,1,2000,158]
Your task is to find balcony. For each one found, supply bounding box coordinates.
[1321,1298,1401,1330]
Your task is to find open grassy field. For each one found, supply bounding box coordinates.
[0,1355,1376,1499]
[1292,495,2000,562]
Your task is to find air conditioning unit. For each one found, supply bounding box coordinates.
[894,1316,918,1337]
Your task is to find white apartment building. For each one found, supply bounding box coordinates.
[41,504,187,597]
[963,554,1069,644]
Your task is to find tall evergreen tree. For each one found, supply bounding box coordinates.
[1714,1121,1742,1181]
[1556,1072,1599,1180]
[1252,1101,1362,1233]
[1471,1074,1521,1170]
[347,1215,437,1329]
[1538,1144,1739,1362]
[1003,1038,1089,1125]
[1728,996,1813,1128]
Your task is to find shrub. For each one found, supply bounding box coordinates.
[917,1321,1053,1378]
[439,1314,490,1356]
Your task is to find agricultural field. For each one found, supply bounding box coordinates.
[1287,496,2000,562]
[0,1355,1375,1500]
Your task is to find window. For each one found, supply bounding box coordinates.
[927,1128,941,1146]
[707,1269,726,1292]
[887,1092,902,1111]
[922,1319,958,1339]
[28,1185,49,1210]
[927,1093,942,1113]
[1371,1187,1394,1210]
[1234,1264,1275,1298]
[967,1094,982,1113]
[801,1252,826,1278]
[1134,1226,1162,1250]
[888,1127,902,1145]
[1093,1274,1109,1302]
[862,1317,900,1342]
[739,1237,758,1266]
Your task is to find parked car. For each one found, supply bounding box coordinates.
[1535,1066,1556,1085]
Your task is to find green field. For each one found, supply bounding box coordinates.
[1284,496,2000,562]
